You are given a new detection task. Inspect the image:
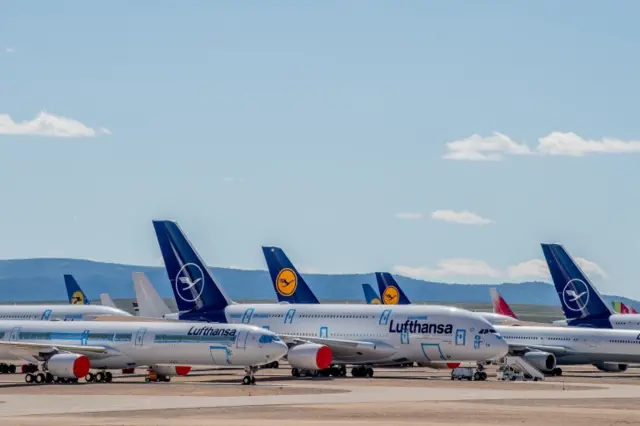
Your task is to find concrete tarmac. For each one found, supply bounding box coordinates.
[2,364,640,425]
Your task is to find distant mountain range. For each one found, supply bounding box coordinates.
[0,258,637,310]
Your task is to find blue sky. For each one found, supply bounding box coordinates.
[1,2,640,296]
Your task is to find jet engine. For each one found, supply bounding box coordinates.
[523,351,556,372]
[592,362,628,372]
[287,344,332,370]
[44,354,90,379]
[150,364,192,376]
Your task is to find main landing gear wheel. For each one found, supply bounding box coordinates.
[351,366,374,378]
[85,372,95,383]
[291,368,300,377]
[25,373,34,384]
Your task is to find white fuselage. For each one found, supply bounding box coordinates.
[218,304,509,364]
[0,320,287,370]
[497,325,640,364]
[0,305,132,321]
[608,314,640,330]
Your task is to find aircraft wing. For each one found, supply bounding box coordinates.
[278,334,397,363]
[0,341,109,361]
[508,343,574,356]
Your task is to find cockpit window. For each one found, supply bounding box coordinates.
[489,329,497,334]
[259,335,274,344]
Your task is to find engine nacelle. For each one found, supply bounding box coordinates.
[44,354,90,378]
[593,361,628,372]
[150,364,192,376]
[287,344,332,370]
[523,351,556,372]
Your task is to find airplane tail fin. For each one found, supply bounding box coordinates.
[64,274,91,305]
[262,246,320,304]
[152,220,232,314]
[611,301,629,314]
[132,272,173,319]
[375,272,411,305]
[541,243,612,323]
[362,283,381,304]
[489,287,518,319]
[99,293,116,308]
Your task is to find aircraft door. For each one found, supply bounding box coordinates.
[210,346,231,365]
[455,329,466,346]
[135,328,147,346]
[236,330,248,349]
[320,326,328,338]
[421,343,446,361]
[9,327,21,341]
[241,308,254,324]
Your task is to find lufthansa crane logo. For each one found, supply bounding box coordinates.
[562,279,590,312]
[382,286,400,305]
[175,263,205,303]
[370,297,381,305]
[71,291,85,305]
[276,268,297,297]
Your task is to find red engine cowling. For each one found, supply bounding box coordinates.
[150,364,192,376]
[287,344,332,370]
[45,354,90,378]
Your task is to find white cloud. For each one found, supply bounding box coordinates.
[396,256,606,282]
[0,111,109,138]
[431,210,493,225]
[507,257,607,280]
[444,131,640,161]
[443,132,532,161]
[394,259,502,280]
[537,132,640,156]
[507,259,550,280]
[396,212,423,220]
[5,48,14,54]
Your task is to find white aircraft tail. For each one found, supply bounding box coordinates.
[503,356,545,381]
[132,272,173,319]
[100,293,117,308]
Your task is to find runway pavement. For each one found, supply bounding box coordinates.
[1,377,640,417]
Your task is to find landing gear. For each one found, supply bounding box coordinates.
[242,366,258,385]
[85,371,114,383]
[23,370,80,385]
[552,368,563,376]
[0,363,16,374]
[351,366,374,378]
[21,364,38,374]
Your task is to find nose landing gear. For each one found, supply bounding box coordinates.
[242,366,258,385]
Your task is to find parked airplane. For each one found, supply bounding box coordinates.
[0,319,287,385]
[542,243,640,330]
[360,271,519,325]
[612,301,637,314]
[100,293,117,309]
[489,288,518,320]
[152,220,508,378]
[496,324,640,375]
[64,274,91,305]
[132,272,175,319]
[362,284,381,304]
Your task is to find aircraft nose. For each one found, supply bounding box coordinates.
[492,336,509,359]
[272,340,289,359]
